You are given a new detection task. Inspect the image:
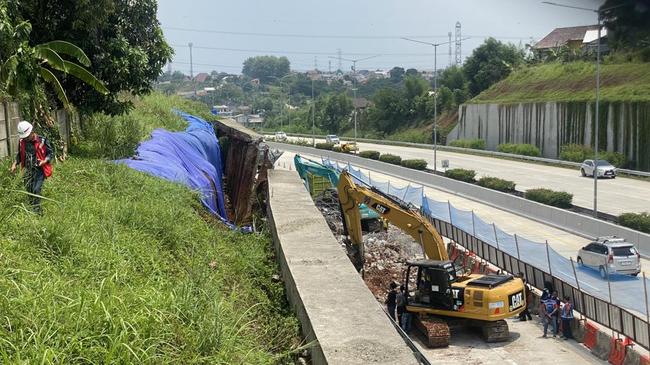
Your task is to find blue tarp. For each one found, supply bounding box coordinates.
[117,112,230,225]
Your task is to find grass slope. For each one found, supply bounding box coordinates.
[472,62,650,104]
[0,95,299,364]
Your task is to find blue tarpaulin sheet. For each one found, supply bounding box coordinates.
[117,112,230,225]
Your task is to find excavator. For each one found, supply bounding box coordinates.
[336,170,526,347]
[294,154,382,232]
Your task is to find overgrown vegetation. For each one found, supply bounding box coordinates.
[444,168,476,183]
[315,142,335,151]
[472,62,650,104]
[559,144,628,167]
[449,139,486,150]
[0,94,301,362]
[524,188,573,209]
[477,176,516,192]
[619,212,650,234]
[497,143,541,157]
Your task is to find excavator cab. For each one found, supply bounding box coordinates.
[406,260,459,311]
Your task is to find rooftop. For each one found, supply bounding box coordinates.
[533,25,599,49]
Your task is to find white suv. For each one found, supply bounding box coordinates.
[325,135,340,145]
[274,131,287,141]
[577,236,640,278]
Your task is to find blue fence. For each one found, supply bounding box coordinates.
[323,158,650,349]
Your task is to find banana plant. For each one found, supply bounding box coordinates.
[1,39,109,108]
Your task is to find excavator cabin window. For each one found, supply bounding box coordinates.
[408,262,457,311]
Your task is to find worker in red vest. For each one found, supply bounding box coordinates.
[10,121,53,213]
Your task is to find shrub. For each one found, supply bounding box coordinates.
[599,151,627,168]
[524,188,573,208]
[75,113,143,159]
[449,139,486,150]
[477,176,516,192]
[497,143,541,157]
[315,142,334,150]
[332,145,343,153]
[618,212,650,234]
[401,159,428,170]
[444,168,476,183]
[359,150,381,160]
[560,144,593,163]
[379,154,402,165]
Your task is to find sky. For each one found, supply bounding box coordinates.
[157,0,602,75]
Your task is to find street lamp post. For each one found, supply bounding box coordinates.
[329,55,379,143]
[402,37,469,172]
[542,1,622,218]
[311,78,315,147]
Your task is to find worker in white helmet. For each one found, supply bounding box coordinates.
[10,121,53,213]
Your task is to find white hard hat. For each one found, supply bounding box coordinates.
[17,120,33,139]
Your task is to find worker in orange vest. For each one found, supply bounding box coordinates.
[10,121,53,213]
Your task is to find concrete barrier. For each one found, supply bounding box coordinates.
[269,142,650,256]
[266,169,419,365]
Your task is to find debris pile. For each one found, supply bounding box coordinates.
[313,189,344,235]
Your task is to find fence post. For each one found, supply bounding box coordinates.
[545,240,552,276]
[644,272,650,343]
[492,223,500,251]
[471,210,477,236]
[447,200,453,225]
[570,257,581,291]
[514,234,521,260]
[606,265,613,304]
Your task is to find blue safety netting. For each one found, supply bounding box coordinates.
[322,157,650,316]
[117,112,230,225]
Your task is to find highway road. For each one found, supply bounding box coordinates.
[274,151,608,365]
[279,136,650,217]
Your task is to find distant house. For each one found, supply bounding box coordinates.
[194,73,209,83]
[533,25,607,57]
[212,105,232,117]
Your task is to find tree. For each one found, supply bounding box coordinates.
[405,68,419,77]
[319,93,352,133]
[601,0,650,55]
[389,67,405,82]
[17,0,173,115]
[242,56,290,83]
[463,38,525,96]
[368,88,408,134]
[404,75,429,101]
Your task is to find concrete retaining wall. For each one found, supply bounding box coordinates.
[266,169,418,365]
[268,142,650,256]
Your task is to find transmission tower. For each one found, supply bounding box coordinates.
[314,56,318,71]
[448,32,452,67]
[337,49,342,72]
[455,22,462,65]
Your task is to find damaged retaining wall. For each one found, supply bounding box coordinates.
[266,169,418,365]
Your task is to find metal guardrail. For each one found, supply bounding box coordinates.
[427,215,650,350]
[268,131,650,178]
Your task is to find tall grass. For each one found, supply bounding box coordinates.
[0,93,301,363]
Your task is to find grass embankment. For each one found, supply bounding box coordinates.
[473,62,650,104]
[0,93,300,363]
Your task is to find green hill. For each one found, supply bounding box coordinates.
[472,62,650,104]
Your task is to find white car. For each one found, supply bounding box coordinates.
[577,236,640,278]
[274,131,287,142]
[580,159,616,178]
[325,134,340,145]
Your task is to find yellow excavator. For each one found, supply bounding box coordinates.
[337,170,526,347]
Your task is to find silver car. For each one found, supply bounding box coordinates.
[580,159,616,178]
[577,237,640,278]
[325,134,340,145]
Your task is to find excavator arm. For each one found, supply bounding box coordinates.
[337,170,448,261]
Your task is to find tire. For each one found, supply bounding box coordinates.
[577,257,583,266]
[599,266,608,279]
[581,169,586,177]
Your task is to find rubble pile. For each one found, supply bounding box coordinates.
[313,189,344,235]
[361,227,422,302]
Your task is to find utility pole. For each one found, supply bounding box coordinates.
[328,54,379,143]
[448,32,452,67]
[189,42,196,96]
[403,36,469,172]
[311,78,315,147]
[455,22,462,65]
[542,1,623,218]
[337,49,342,72]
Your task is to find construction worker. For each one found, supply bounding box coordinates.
[10,121,53,213]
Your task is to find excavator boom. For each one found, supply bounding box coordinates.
[337,170,448,261]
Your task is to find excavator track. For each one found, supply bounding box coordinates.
[414,315,450,348]
[477,319,510,342]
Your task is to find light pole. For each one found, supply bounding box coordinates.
[188,42,196,96]
[311,77,315,147]
[329,55,379,143]
[268,74,292,131]
[542,1,622,218]
[403,37,469,172]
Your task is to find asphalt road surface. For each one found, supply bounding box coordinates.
[279,136,650,217]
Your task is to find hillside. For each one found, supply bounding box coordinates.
[0,94,299,363]
[472,62,650,104]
